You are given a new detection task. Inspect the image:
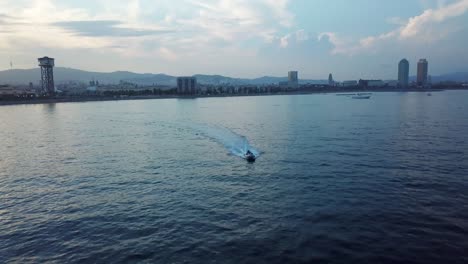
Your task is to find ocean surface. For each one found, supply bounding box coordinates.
[1,91,467,263]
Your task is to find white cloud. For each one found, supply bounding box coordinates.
[158,47,178,61]
[280,29,309,48]
[180,0,294,44]
[0,0,295,68]
[320,0,468,56]
[359,31,397,49]
[386,17,407,25]
[295,29,309,42]
[318,32,359,55]
[400,0,468,38]
[280,34,291,48]
[263,0,294,27]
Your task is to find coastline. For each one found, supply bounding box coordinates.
[0,87,464,107]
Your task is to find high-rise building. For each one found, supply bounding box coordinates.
[177,77,198,95]
[417,59,428,86]
[398,59,409,88]
[328,73,334,86]
[288,71,298,88]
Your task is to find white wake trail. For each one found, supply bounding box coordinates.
[188,123,260,159]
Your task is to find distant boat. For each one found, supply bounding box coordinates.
[352,95,371,99]
[427,93,432,96]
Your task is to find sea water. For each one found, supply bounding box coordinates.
[1,91,467,263]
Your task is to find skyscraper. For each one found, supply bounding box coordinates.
[417,59,428,86]
[288,71,298,88]
[328,73,334,86]
[398,59,409,88]
[177,77,197,95]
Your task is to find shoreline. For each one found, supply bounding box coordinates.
[0,87,465,107]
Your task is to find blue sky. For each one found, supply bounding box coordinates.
[0,0,467,80]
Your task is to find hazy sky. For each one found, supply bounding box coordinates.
[1,0,468,79]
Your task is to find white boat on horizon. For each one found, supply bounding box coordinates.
[352,95,371,99]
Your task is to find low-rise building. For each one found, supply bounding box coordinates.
[279,81,289,89]
[359,79,385,88]
[342,80,358,87]
[386,80,399,87]
[0,85,36,98]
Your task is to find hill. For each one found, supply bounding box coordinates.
[409,72,468,83]
[0,67,326,86]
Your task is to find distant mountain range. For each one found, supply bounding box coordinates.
[0,67,327,86]
[0,67,467,86]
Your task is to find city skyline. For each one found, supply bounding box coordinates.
[3,57,464,86]
[1,0,468,79]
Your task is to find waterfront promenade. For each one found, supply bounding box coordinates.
[0,87,457,106]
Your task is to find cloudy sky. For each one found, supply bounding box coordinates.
[0,0,467,80]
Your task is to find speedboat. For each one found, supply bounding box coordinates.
[245,151,256,162]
